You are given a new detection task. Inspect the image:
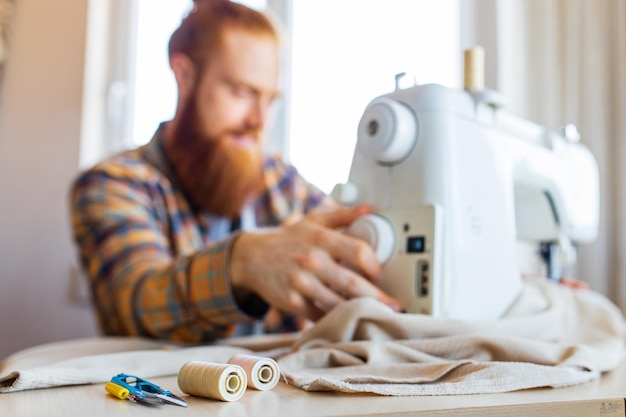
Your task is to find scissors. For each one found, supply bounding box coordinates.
[105,373,188,407]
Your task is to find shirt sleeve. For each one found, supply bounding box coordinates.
[262,154,338,227]
[70,161,259,343]
[258,155,339,333]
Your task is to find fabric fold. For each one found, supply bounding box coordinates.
[0,344,250,393]
[276,279,626,395]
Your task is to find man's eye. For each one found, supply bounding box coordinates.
[231,85,255,98]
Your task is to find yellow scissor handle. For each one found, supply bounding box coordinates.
[105,381,130,400]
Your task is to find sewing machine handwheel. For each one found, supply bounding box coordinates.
[357,97,418,165]
[346,214,395,264]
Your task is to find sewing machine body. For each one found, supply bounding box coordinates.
[338,83,599,319]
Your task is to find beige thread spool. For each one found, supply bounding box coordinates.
[464,46,485,91]
[228,354,281,391]
[178,361,247,402]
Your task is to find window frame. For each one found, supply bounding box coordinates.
[82,0,476,177]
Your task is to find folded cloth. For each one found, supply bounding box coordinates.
[0,337,171,371]
[277,279,626,395]
[0,340,250,393]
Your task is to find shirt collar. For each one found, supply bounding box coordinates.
[142,122,176,180]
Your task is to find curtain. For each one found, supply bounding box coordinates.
[499,0,626,309]
[0,0,16,88]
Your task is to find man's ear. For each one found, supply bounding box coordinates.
[170,53,196,98]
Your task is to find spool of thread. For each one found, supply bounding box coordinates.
[228,354,281,391]
[464,46,485,91]
[178,361,247,402]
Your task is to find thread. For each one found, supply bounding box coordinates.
[178,361,247,402]
[228,354,281,391]
[463,46,485,91]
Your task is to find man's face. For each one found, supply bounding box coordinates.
[167,29,280,218]
[195,29,280,147]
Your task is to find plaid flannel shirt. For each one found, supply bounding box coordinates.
[70,126,333,343]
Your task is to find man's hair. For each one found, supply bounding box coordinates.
[168,0,278,70]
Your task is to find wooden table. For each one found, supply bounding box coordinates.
[3,359,626,417]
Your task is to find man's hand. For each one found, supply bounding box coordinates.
[230,205,401,320]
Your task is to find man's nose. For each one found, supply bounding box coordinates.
[246,98,272,130]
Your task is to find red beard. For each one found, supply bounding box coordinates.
[165,96,264,219]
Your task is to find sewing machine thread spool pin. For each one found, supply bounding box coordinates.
[394,72,417,91]
[463,46,506,111]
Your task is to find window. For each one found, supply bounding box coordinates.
[288,0,460,193]
[85,0,459,194]
[131,0,267,147]
[131,0,193,146]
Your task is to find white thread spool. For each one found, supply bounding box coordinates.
[178,361,247,402]
[228,354,281,391]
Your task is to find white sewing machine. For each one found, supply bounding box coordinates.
[333,79,599,320]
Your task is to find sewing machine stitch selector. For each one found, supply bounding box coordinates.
[347,206,441,315]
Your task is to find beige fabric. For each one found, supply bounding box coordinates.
[1,280,624,395]
[0,340,250,393]
[0,337,170,371]
[277,280,626,395]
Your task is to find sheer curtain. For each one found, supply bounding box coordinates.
[498,0,626,309]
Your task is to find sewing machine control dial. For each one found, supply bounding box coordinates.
[346,207,441,315]
[357,97,418,165]
[345,214,395,264]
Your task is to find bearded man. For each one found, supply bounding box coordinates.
[70,0,399,343]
